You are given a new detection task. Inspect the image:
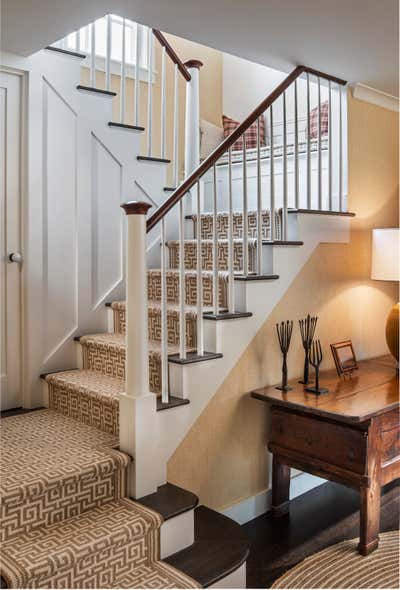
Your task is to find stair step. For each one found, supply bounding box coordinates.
[165,505,249,588]
[167,239,258,272]
[1,497,198,589]
[0,409,128,543]
[76,84,116,97]
[137,155,171,164]
[289,208,356,217]
[108,121,145,132]
[45,45,86,59]
[164,186,177,192]
[138,483,199,521]
[44,369,123,435]
[187,210,282,241]
[147,268,229,308]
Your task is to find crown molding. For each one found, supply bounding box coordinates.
[351,83,399,112]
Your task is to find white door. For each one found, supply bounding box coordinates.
[0,71,23,410]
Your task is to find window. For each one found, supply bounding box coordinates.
[65,15,149,73]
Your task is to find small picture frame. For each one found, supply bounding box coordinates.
[330,340,358,377]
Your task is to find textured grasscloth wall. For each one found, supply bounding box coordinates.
[81,33,222,185]
[167,94,399,511]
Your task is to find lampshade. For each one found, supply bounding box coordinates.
[371,228,400,281]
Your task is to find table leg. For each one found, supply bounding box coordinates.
[271,455,290,517]
[358,482,381,555]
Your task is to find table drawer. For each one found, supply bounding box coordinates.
[381,426,400,462]
[380,408,400,432]
[270,407,368,474]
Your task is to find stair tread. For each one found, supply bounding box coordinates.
[167,238,257,246]
[147,268,229,278]
[138,482,199,521]
[0,409,126,502]
[187,209,273,219]
[45,369,125,399]
[113,561,200,588]
[112,300,224,315]
[78,332,194,356]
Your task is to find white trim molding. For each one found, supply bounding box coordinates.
[221,472,325,525]
[351,83,399,112]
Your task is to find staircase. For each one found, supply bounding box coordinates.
[1,13,354,589]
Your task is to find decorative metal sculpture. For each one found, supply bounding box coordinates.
[276,320,294,391]
[298,314,318,384]
[305,339,329,395]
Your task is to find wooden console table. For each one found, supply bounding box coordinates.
[251,356,399,555]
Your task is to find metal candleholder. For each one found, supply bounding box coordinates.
[298,314,318,384]
[276,320,294,391]
[305,339,329,395]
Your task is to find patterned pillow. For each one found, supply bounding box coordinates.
[309,100,329,139]
[222,115,266,151]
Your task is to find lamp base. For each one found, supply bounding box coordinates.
[386,302,399,364]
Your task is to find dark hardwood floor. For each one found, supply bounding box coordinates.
[244,480,399,588]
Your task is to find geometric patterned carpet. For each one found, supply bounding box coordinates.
[0,411,200,588]
[271,530,400,589]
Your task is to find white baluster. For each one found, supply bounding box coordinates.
[147,30,154,156]
[212,165,219,315]
[160,46,167,159]
[328,80,333,210]
[317,76,322,209]
[256,117,263,274]
[270,106,276,240]
[134,24,141,126]
[90,22,96,87]
[339,85,343,211]
[179,200,186,359]
[242,135,248,275]
[196,182,204,355]
[105,15,112,91]
[294,79,299,209]
[282,91,288,240]
[75,30,81,52]
[228,148,235,312]
[160,217,169,403]
[184,61,201,177]
[173,64,179,187]
[306,72,311,209]
[120,18,126,123]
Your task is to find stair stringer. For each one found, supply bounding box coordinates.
[2,48,170,407]
[155,214,351,478]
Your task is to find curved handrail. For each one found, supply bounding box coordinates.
[146,64,346,232]
[152,29,192,82]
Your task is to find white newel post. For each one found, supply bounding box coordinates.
[119,201,160,498]
[184,60,203,210]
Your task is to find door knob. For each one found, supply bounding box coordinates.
[8,252,23,264]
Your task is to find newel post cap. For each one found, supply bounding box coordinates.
[184,59,203,70]
[121,201,152,215]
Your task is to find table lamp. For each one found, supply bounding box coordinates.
[371,228,399,363]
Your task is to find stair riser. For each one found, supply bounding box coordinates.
[111,308,197,348]
[193,211,282,241]
[168,242,257,272]
[0,464,126,544]
[81,342,162,395]
[148,271,228,308]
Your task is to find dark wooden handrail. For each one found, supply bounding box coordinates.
[146,65,347,232]
[152,29,192,82]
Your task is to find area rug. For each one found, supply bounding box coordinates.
[271,530,399,589]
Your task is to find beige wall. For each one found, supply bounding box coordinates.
[167,94,399,511]
[81,33,222,185]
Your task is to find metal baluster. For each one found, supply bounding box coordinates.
[256,117,263,274]
[228,148,235,312]
[105,15,112,91]
[242,135,248,275]
[160,217,169,403]
[147,30,154,156]
[212,165,219,315]
[160,46,167,159]
[90,22,96,87]
[282,91,288,240]
[270,106,276,241]
[173,64,179,187]
[317,76,322,209]
[328,80,333,210]
[120,18,126,123]
[306,72,311,209]
[179,200,186,359]
[134,24,141,126]
[294,79,299,209]
[196,181,204,355]
[339,85,343,211]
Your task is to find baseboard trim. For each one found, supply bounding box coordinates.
[221,472,325,525]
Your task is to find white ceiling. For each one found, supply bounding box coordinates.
[2,0,398,96]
